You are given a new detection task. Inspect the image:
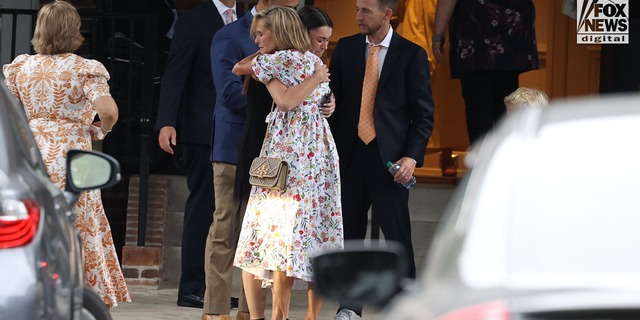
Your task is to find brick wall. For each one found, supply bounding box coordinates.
[125,176,167,247]
[122,246,162,286]
[122,176,169,288]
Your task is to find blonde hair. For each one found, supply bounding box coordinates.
[504,87,549,113]
[251,6,311,53]
[31,0,84,55]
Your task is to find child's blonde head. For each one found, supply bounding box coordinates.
[504,87,549,114]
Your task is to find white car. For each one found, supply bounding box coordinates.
[314,95,640,319]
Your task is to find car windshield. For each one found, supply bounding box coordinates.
[508,115,640,288]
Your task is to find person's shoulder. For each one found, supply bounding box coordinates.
[183,2,209,16]
[9,53,31,65]
[255,50,296,68]
[391,33,428,60]
[274,49,299,58]
[213,24,233,40]
[2,54,31,78]
[176,2,210,24]
[394,32,426,53]
[77,55,109,77]
[337,33,365,44]
[174,3,219,38]
[303,51,321,63]
[76,54,99,66]
[215,20,244,38]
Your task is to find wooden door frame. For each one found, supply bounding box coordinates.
[547,0,571,99]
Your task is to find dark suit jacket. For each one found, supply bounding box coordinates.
[112,0,176,52]
[329,32,435,170]
[210,11,256,164]
[156,0,224,145]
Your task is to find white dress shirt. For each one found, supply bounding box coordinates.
[212,0,237,25]
[365,26,393,79]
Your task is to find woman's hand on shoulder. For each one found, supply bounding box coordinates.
[313,62,330,84]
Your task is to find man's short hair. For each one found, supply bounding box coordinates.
[377,0,399,14]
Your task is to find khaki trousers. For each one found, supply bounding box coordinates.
[203,162,249,314]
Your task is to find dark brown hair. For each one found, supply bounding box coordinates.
[297,6,333,31]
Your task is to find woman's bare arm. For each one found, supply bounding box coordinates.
[93,96,119,131]
[432,0,458,64]
[266,62,330,112]
[233,52,260,76]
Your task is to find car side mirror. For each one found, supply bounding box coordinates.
[312,241,409,308]
[65,150,121,193]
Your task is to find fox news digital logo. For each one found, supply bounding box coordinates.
[577,0,629,44]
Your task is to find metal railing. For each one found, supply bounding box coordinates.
[0,9,37,60]
[0,9,156,247]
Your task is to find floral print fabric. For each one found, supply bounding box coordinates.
[234,50,343,284]
[448,0,539,78]
[3,53,131,307]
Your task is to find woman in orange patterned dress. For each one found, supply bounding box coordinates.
[2,0,130,308]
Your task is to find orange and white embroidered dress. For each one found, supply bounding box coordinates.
[3,53,131,307]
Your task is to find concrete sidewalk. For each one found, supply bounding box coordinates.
[111,287,384,320]
[111,268,383,320]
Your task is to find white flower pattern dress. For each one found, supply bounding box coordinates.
[3,53,131,307]
[234,50,343,285]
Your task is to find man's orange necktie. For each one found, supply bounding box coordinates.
[358,43,381,145]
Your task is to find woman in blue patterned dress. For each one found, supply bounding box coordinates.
[232,6,343,320]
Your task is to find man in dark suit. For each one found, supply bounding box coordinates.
[206,2,298,319]
[156,0,239,309]
[328,0,434,318]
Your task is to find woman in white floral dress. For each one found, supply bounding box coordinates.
[232,6,343,320]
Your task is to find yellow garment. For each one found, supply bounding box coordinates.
[398,0,469,151]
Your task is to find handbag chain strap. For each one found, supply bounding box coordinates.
[258,101,296,158]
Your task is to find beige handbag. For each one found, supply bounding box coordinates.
[248,102,292,191]
[248,156,289,190]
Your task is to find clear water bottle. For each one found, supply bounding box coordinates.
[386,161,416,190]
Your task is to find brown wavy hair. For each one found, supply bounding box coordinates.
[31,0,84,54]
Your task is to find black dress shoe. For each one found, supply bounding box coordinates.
[177,287,205,308]
[231,297,239,309]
